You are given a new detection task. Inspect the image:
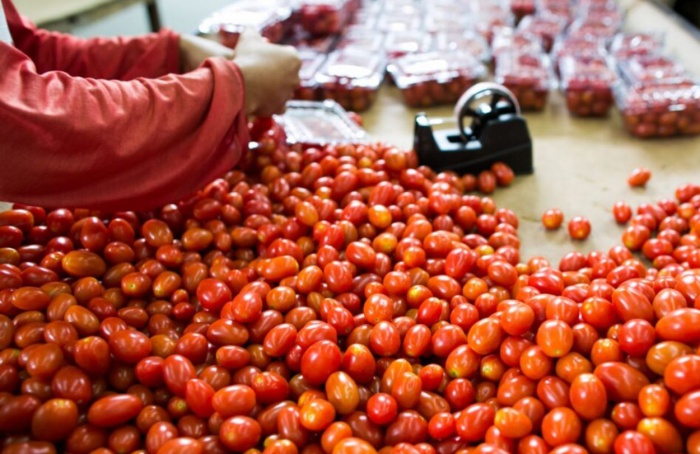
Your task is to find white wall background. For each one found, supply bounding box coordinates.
[70,0,233,37]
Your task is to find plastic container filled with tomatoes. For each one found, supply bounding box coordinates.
[293,52,327,101]
[433,31,491,64]
[516,13,568,52]
[376,11,423,33]
[559,53,617,117]
[536,0,573,22]
[566,12,622,43]
[336,28,386,54]
[470,2,515,43]
[510,0,536,24]
[383,30,434,60]
[551,35,607,64]
[283,28,338,53]
[494,50,554,111]
[609,32,665,59]
[388,51,488,108]
[198,0,294,46]
[314,47,387,112]
[614,81,700,138]
[423,11,473,34]
[491,27,544,64]
[295,0,353,36]
[616,54,693,88]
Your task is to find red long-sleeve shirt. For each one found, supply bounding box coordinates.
[0,0,248,212]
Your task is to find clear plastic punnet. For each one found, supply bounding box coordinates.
[294,52,327,101]
[567,13,622,43]
[198,0,293,46]
[559,53,617,117]
[336,28,386,54]
[424,11,472,34]
[284,28,338,53]
[551,35,607,62]
[494,50,554,111]
[610,32,665,59]
[433,31,491,64]
[536,0,573,22]
[517,13,568,52]
[617,54,694,88]
[376,11,423,33]
[276,100,370,147]
[614,82,700,138]
[315,47,387,112]
[469,2,515,43]
[384,30,433,59]
[510,0,536,23]
[491,27,544,62]
[388,51,488,107]
[296,0,352,36]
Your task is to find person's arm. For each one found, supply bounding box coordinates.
[0,42,249,212]
[3,0,180,79]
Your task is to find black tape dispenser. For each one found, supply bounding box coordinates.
[414,82,534,175]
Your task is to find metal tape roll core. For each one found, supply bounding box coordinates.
[453,82,521,142]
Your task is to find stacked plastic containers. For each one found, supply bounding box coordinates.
[613,48,700,138]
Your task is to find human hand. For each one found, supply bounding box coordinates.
[233,30,301,117]
[179,34,235,73]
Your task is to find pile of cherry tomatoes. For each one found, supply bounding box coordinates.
[0,118,699,454]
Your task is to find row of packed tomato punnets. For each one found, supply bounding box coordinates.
[197,0,700,139]
[1,113,700,454]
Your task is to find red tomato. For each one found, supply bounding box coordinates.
[219,416,262,451]
[87,394,144,427]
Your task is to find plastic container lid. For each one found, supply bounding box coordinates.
[315,47,387,88]
[433,31,491,63]
[617,54,693,87]
[492,27,544,57]
[567,14,621,41]
[276,100,370,145]
[517,13,567,41]
[296,0,346,10]
[384,30,433,58]
[336,28,386,53]
[424,12,472,34]
[551,35,607,61]
[610,32,665,59]
[559,53,617,90]
[614,81,700,114]
[494,50,554,91]
[198,0,292,35]
[388,51,487,89]
[299,51,328,85]
[377,12,423,32]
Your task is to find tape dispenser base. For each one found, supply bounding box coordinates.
[414,82,534,176]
